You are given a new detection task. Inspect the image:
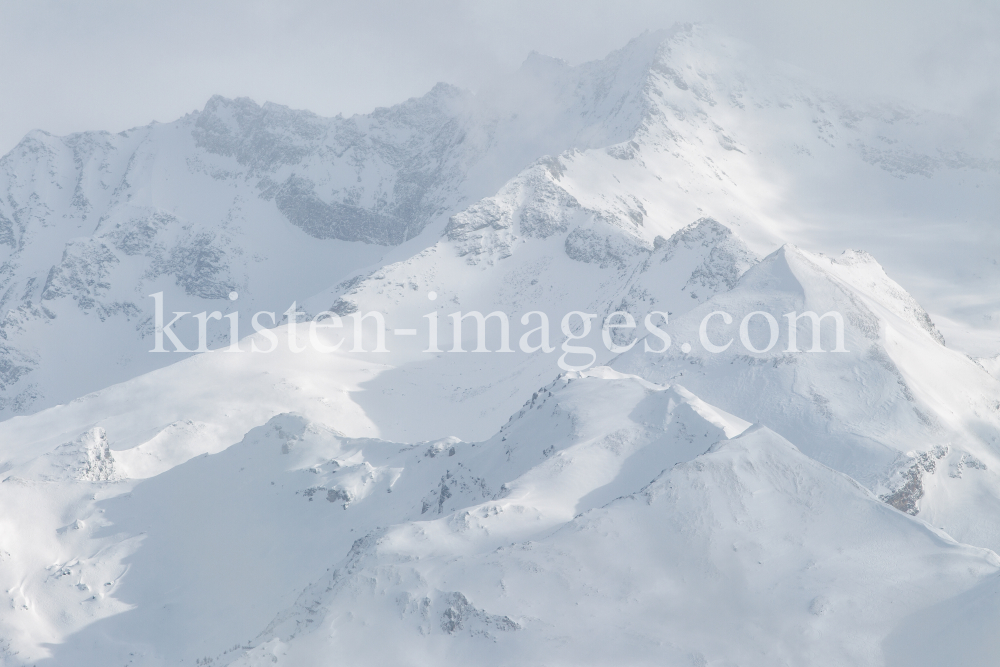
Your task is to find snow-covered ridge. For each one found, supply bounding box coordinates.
[0,22,998,666]
[0,23,995,417]
[613,243,1000,550]
[6,371,997,665]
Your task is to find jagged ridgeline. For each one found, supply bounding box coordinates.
[0,24,994,417]
[0,22,999,667]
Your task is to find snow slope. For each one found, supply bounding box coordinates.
[0,22,997,667]
[233,423,998,667]
[6,372,999,666]
[613,244,1000,551]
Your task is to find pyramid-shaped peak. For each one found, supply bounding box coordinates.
[711,242,946,346]
[729,242,811,294]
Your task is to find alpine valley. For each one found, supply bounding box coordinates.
[0,23,998,667]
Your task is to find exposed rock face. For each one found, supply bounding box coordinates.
[881,446,949,515]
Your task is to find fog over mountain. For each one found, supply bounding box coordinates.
[2,0,997,153]
[0,11,998,667]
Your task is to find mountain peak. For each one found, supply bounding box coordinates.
[519,50,569,74]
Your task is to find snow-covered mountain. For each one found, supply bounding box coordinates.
[0,23,998,666]
[0,24,996,417]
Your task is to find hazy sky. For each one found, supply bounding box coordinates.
[1,0,997,155]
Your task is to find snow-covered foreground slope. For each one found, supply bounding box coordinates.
[0,22,998,667]
[3,371,998,666]
[234,425,997,667]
